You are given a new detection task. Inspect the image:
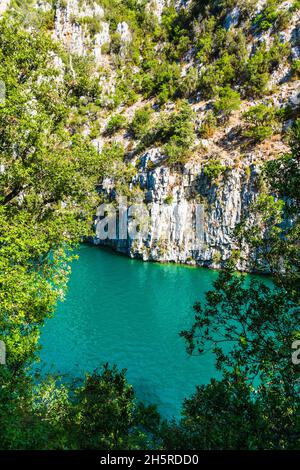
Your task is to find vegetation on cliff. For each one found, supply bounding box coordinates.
[0,0,299,450]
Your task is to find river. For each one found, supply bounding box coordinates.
[39,244,223,418]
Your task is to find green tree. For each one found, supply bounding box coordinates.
[105,114,127,135]
[129,105,153,140]
[165,121,300,450]
[243,104,277,142]
[214,86,241,121]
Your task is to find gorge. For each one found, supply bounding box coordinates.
[0,0,299,452]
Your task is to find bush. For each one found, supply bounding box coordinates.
[78,16,103,35]
[129,106,153,139]
[252,1,280,32]
[178,67,199,98]
[164,194,174,205]
[105,114,127,135]
[291,60,300,80]
[214,86,241,120]
[162,101,196,165]
[243,104,277,141]
[141,61,181,103]
[198,110,217,138]
[245,39,290,97]
[203,159,225,180]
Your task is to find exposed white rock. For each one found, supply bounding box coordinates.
[116,21,132,43]
[53,0,104,56]
[0,0,9,17]
[254,0,268,14]
[54,3,86,55]
[289,90,300,106]
[35,1,52,13]
[93,22,110,63]
[147,0,169,21]
[94,157,259,270]
[146,0,191,21]
[224,7,241,30]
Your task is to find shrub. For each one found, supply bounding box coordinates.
[164,194,174,205]
[160,101,196,165]
[291,60,300,80]
[245,38,290,97]
[214,86,241,120]
[198,110,217,138]
[110,32,122,54]
[178,67,199,98]
[78,16,103,35]
[141,61,181,103]
[243,104,277,141]
[129,106,153,139]
[66,56,101,101]
[276,105,293,122]
[252,1,280,32]
[164,140,187,166]
[245,48,270,97]
[203,159,225,180]
[105,114,127,135]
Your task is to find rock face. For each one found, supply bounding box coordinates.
[0,0,9,17]
[53,1,133,64]
[94,155,260,270]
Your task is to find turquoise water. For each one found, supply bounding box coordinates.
[39,245,221,418]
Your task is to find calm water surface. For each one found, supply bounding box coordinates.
[39,245,223,418]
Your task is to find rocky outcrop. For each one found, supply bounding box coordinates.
[0,0,9,17]
[94,153,260,270]
[53,0,131,63]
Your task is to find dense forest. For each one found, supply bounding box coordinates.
[0,0,299,450]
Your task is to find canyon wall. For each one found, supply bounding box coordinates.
[94,155,259,269]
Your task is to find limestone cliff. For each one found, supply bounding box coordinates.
[95,156,261,269]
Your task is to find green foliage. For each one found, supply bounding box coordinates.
[136,101,195,164]
[0,18,102,368]
[245,38,290,97]
[161,101,196,165]
[142,61,181,104]
[164,194,174,205]
[65,55,102,102]
[9,0,55,31]
[198,110,217,138]
[266,152,300,204]
[0,17,161,451]
[237,121,300,293]
[252,0,280,32]
[105,114,127,135]
[253,0,292,32]
[178,66,199,98]
[291,59,300,79]
[0,0,299,452]
[214,86,241,119]
[71,365,159,449]
[129,105,153,140]
[203,159,225,180]
[174,198,300,451]
[171,128,300,450]
[243,104,277,141]
[78,15,104,35]
[0,365,161,450]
